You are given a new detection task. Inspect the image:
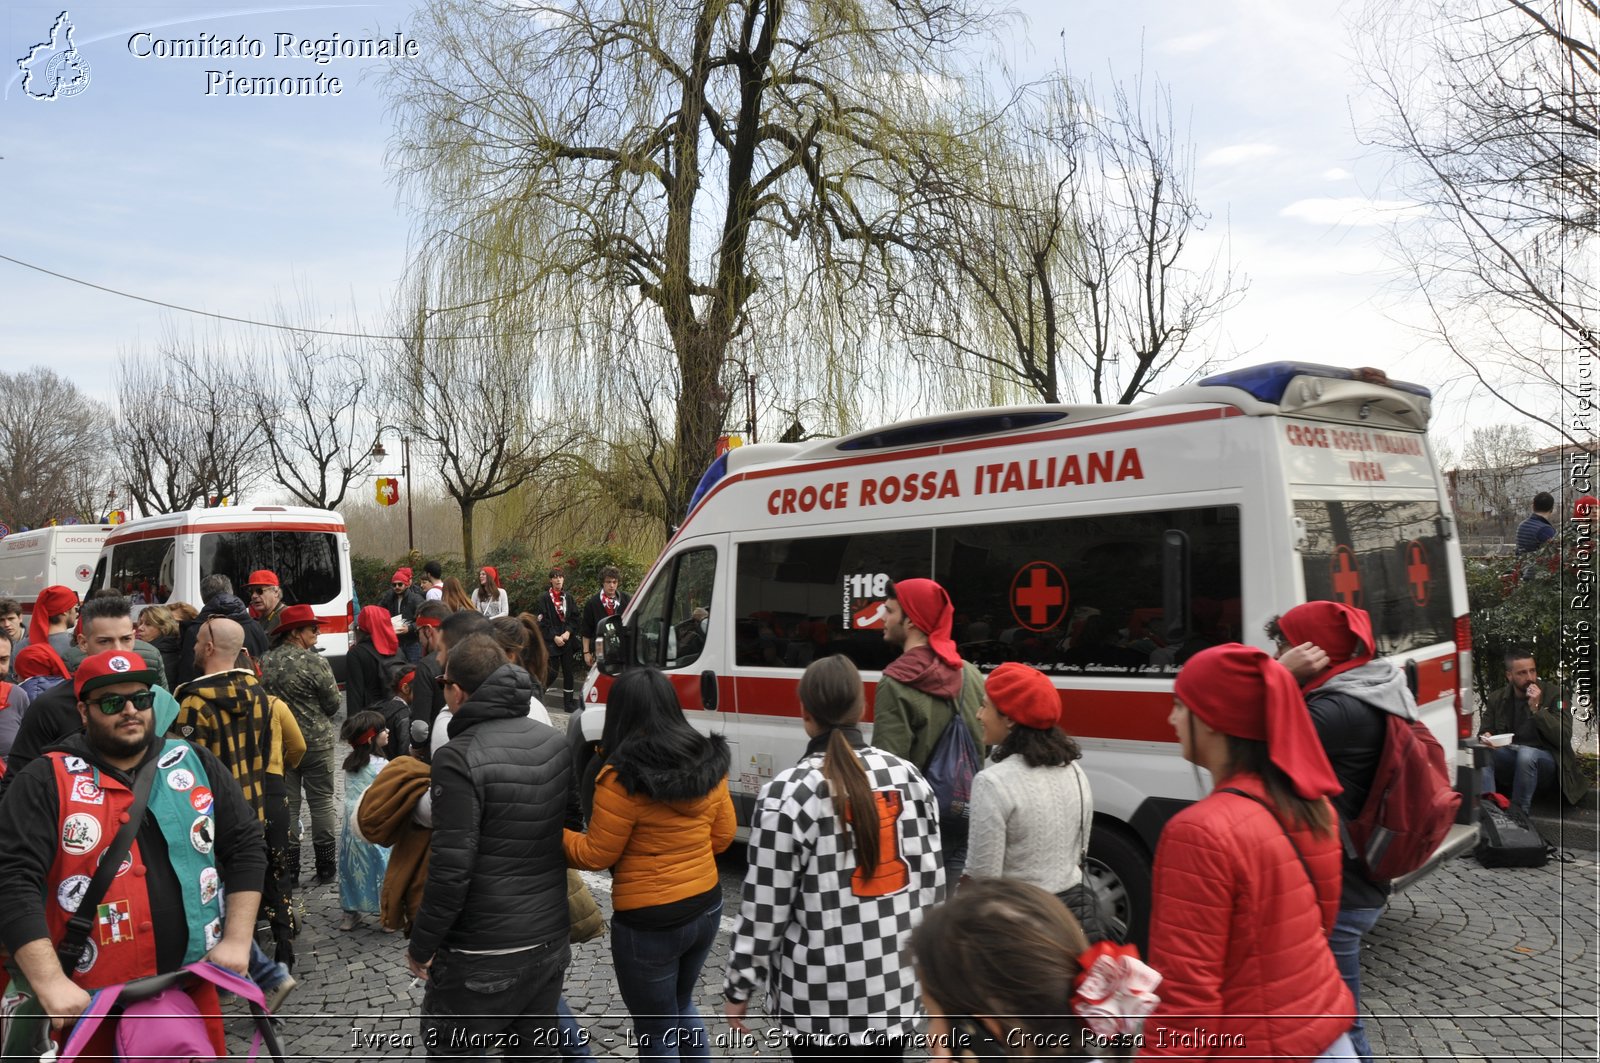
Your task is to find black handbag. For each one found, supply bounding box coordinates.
[1057,767,1116,943]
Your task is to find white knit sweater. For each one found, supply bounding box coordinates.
[965,755,1092,892]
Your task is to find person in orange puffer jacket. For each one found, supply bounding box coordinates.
[564,667,734,1063]
[1142,644,1355,1063]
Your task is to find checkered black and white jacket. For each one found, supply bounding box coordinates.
[724,746,944,1042]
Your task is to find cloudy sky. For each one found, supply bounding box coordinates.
[0,0,1522,457]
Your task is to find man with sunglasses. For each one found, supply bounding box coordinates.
[0,650,266,1043]
[245,570,286,632]
[1,595,167,800]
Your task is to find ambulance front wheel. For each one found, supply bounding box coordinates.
[1085,826,1152,951]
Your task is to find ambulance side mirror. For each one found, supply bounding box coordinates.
[595,615,628,678]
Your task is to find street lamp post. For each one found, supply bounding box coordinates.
[371,434,415,554]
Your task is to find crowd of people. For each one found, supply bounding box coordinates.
[0,552,1579,1061]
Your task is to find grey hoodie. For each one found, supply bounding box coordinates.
[1314,659,1419,721]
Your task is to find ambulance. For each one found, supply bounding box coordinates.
[89,506,355,680]
[585,362,1480,944]
[0,525,114,615]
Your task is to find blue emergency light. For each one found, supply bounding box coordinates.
[1199,362,1431,404]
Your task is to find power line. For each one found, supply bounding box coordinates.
[0,251,409,341]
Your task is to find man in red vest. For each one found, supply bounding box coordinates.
[0,650,266,1041]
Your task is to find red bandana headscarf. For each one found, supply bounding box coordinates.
[30,585,77,645]
[1275,601,1376,693]
[358,605,400,656]
[891,578,960,669]
[1174,643,1341,800]
[15,643,70,680]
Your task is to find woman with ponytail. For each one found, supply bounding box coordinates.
[724,655,943,1060]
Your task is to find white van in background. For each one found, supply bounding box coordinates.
[90,507,355,680]
[587,362,1481,946]
[0,525,114,618]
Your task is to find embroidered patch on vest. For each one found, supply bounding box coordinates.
[74,939,98,975]
[70,778,104,805]
[57,874,91,913]
[166,768,195,792]
[96,848,132,878]
[203,917,222,951]
[97,900,132,945]
[189,787,213,815]
[199,867,219,905]
[190,816,214,855]
[158,746,187,770]
[61,813,101,856]
[63,756,90,774]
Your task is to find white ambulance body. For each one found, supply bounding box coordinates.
[0,526,114,616]
[89,506,355,679]
[583,362,1478,943]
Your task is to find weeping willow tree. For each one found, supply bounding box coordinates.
[883,66,1245,406]
[384,0,1007,533]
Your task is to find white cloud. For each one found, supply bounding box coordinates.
[1280,197,1424,227]
[1202,143,1280,167]
[1159,29,1224,54]
[1322,167,1353,181]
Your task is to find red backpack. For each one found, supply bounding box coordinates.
[1344,713,1461,880]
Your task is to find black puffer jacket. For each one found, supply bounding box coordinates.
[409,663,580,962]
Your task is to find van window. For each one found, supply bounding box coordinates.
[934,506,1242,675]
[631,547,717,669]
[1294,499,1454,656]
[735,531,932,671]
[107,537,174,605]
[200,531,342,606]
[734,509,1239,676]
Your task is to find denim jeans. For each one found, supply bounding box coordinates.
[420,940,570,1061]
[1328,906,1384,1063]
[557,998,592,1060]
[610,901,721,1062]
[1481,745,1557,813]
[248,940,289,990]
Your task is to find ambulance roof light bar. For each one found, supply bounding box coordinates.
[1198,362,1431,404]
[835,410,1068,452]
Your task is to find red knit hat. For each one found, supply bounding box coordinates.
[985,662,1061,730]
[30,585,78,644]
[392,567,413,586]
[1275,601,1375,693]
[15,643,70,680]
[1173,643,1341,800]
[1574,495,1598,521]
[891,578,960,668]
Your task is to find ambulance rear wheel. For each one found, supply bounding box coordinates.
[1085,826,1152,951]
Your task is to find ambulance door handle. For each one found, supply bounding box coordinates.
[700,669,719,712]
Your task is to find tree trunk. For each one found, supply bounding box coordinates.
[459,497,477,570]
[669,329,728,530]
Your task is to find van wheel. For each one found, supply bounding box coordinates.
[1085,826,1152,951]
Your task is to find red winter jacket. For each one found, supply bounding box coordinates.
[1141,773,1353,1062]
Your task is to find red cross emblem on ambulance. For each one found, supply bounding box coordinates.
[1330,545,1364,608]
[1405,540,1431,607]
[1010,562,1069,633]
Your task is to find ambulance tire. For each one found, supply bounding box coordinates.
[1085,826,1152,951]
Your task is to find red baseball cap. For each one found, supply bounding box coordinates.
[246,570,280,588]
[270,604,321,637]
[75,650,158,700]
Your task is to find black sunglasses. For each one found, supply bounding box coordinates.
[90,690,157,715]
[439,677,460,690]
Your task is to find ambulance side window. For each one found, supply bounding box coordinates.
[734,531,933,671]
[631,547,717,669]
[933,506,1242,675]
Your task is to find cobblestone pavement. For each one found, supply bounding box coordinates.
[233,703,1599,1061]
[247,836,1598,1061]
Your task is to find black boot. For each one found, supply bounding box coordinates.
[313,840,337,886]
